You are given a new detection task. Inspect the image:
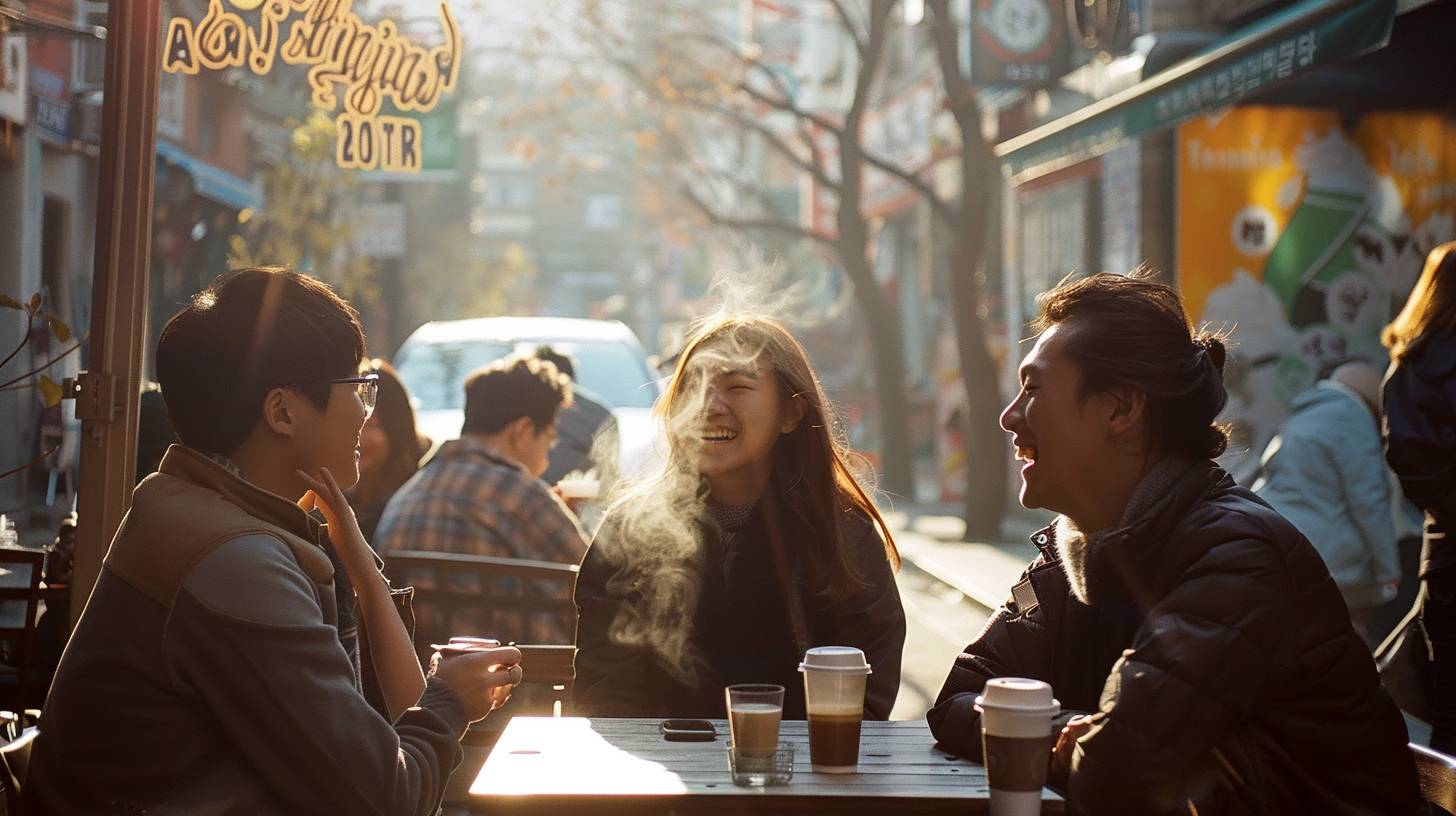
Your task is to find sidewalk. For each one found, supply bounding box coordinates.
[882,505,1048,613]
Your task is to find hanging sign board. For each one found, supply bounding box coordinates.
[970,0,1067,86]
[161,0,461,174]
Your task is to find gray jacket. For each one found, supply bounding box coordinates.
[26,446,468,815]
[1254,382,1399,609]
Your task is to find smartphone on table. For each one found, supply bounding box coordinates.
[659,719,716,741]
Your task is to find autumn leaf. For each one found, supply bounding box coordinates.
[38,375,62,409]
[26,293,42,314]
[0,295,22,311]
[48,316,71,343]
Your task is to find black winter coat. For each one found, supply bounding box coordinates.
[573,494,905,720]
[1383,332,1456,573]
[927,461,1420,815]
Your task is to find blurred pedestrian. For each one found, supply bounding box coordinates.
[533,344,618,487]
[1382,240,1456,754]
[928,271,1418,814]
[374,353,588,644]
[348,359,426,543]
[573,315,905,720]
[1253,362,1399,646]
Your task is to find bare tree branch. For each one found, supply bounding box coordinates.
[586,35,843,193]
[681,185,837,248]
[927,0,980,133]
[858,147,956,225]
[826,0,868,57]
[735,81,845,138]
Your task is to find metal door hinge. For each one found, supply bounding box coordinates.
[63,370,120,423]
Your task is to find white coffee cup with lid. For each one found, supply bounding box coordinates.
[975,678,1060,816]
[799,647,872,773]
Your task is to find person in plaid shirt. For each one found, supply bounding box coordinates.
[375,354,588,644]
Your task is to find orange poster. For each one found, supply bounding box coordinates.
[1177,106,1456,477]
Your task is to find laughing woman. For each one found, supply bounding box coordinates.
[572,315,905,720]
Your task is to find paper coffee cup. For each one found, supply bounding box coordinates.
[975,678,1059,816]
[800,647,871,774]
[557,478,600,500]
[430,636,502,654]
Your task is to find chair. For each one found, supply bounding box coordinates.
[0,550,47,717]
[383,550,582,750]
[382,549,580,657]
[1413,742,1456,815]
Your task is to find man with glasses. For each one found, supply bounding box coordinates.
[376,354,588,644]
[27,267,522,814]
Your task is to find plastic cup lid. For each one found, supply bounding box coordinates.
[798,646,872,674]
[974,677,1059,713]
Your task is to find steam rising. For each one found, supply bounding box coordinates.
[590,262,852,682]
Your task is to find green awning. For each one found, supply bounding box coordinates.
[995,0,1397,182]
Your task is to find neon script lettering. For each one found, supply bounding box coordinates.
[163,0,460,173]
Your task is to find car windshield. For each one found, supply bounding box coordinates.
[395,338,659,411]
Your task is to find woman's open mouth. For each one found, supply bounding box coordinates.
[702,427,739,445]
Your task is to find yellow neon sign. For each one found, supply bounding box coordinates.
[163,0,461,174]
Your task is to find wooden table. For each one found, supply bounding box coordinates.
[465,717,1065,814]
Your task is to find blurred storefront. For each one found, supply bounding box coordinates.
[0,0,105,513]
[990,0,1456,479]
[22,0,477,622]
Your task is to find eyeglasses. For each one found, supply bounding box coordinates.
[305,373,380,418]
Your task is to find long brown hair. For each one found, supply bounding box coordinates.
[350,359,424,507]
[657,316,899,601]
[1384,241,1456,361]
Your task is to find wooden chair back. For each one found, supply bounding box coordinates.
[1413,742,1456,814]
[383,550,583,748]
[0,550,46,717]
[382,549,579,658]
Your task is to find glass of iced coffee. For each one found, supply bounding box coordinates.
[726,684,788,786]
[799,646,872,774]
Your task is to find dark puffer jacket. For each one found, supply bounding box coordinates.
[1383,332,1456,571]
[928,461,1420,815]
[574,491,905,720]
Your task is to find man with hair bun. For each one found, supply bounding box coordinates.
[928,271,1419,814]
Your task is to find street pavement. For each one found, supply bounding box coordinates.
[883,507,1044,721]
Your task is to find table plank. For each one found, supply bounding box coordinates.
[466,717,1063,814]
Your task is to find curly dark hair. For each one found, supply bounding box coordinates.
[462,354,573,435]
[1033,270,1230,460]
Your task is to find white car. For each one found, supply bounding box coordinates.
[392,316,664,477]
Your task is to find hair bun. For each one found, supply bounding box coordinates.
[1199,337,1227,374]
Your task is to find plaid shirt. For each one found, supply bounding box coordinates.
[374,436,588,644]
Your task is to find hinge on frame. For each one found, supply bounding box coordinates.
[63,370,120,424]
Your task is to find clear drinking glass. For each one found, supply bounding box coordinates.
[725,684,785,787]
[728,741,795,787]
